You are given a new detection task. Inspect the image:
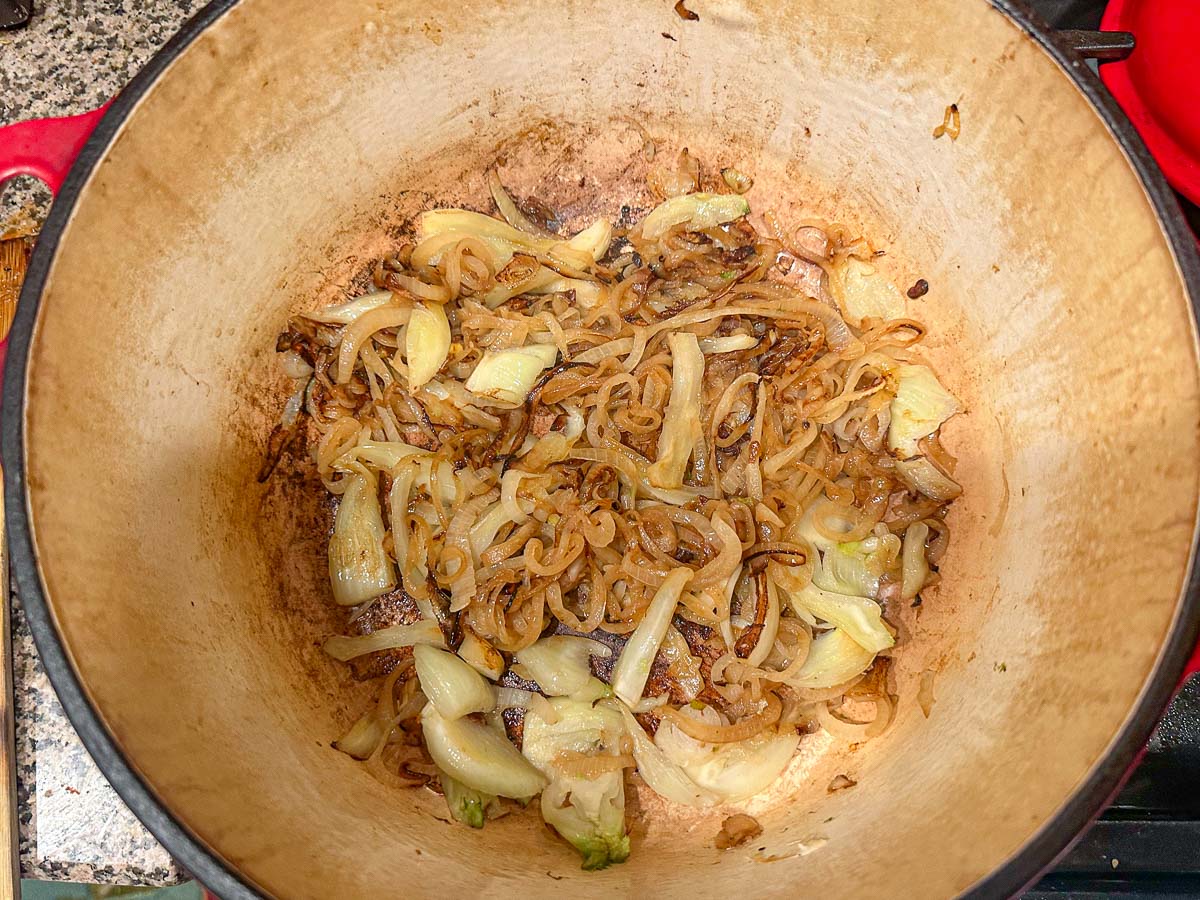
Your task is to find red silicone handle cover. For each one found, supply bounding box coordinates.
[0,104,108,387]
[1101,0,1200,206]
[0,104,108,195]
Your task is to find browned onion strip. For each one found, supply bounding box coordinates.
[734,569,771,659]
[813,498,882,544]
[661,693,782,743]
[335,306,412,384]
[620,552,673,588]
[488,169,558,239]
[819,694,895,740]
[374,658,415,724]
[524,534,586,578]
[692,513,740,589]
[382,270,451,305]
[919,433,959,475]
[479,519,539,568]
[443,492,494,611]
[657,506,719,547]
[743,541,809,565]
[552,752,636,779]
[624,301,854,372]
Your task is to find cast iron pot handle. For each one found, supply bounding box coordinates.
[1059,29,1136,62]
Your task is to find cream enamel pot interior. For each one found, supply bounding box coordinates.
[5,1,1200,898]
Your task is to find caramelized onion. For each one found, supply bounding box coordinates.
[743,541,809,565]
[662,694,782,744]
[275,153,962,867]
[552,752,636,779]
[445,493,494,612]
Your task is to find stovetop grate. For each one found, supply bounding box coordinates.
[1032,679,1200,896]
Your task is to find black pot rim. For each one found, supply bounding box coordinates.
[4,1,1200,898]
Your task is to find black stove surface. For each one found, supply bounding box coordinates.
[1028,679,1200,897]
[1023,1,1200,896]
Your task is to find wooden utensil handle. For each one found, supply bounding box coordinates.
[0,239,29,339]
[0,486,17,898]
[0,240,24,896]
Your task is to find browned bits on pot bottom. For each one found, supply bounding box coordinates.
[907,278,930,299]
[715,813,763,849]
[827,774,857,792]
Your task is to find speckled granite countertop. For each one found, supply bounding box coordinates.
[1,0,208,884]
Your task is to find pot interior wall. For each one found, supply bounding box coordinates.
[19,0,1200,897]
